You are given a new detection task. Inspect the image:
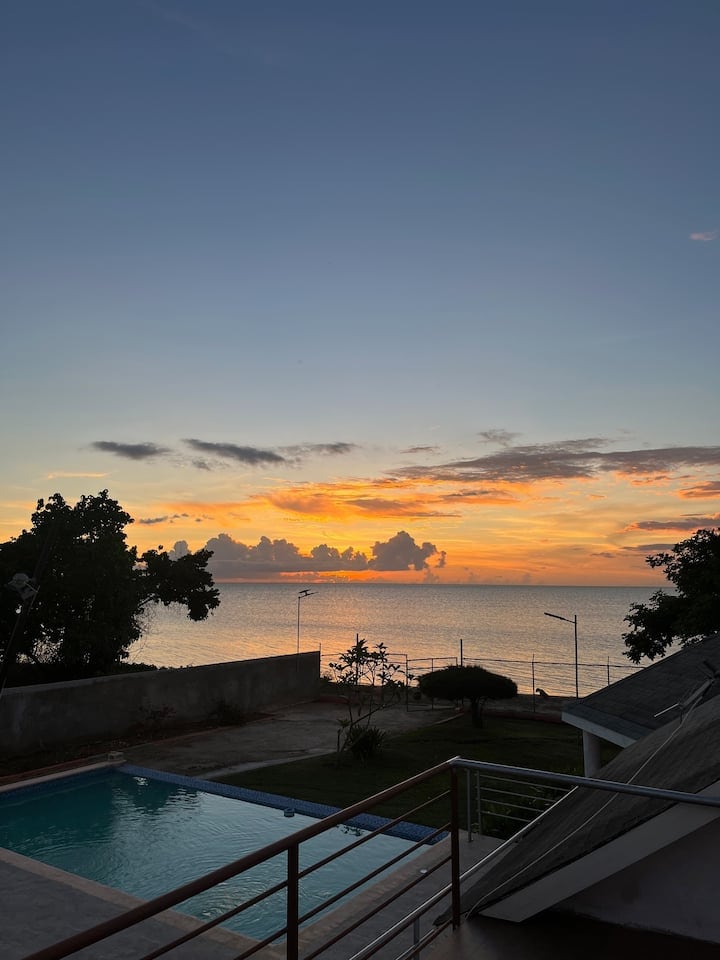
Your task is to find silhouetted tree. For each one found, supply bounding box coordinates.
[418,664,517,727]
[0,491,219,680]
[623,528,720,662]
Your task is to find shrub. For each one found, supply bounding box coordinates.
[418,665,517,727]
[345,724,387,762]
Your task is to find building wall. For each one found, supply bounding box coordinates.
[562,817,720,943]
[0,653,320,757]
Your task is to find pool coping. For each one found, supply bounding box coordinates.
[120,763,447,844]
[0,758,124,794]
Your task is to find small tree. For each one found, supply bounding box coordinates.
[418,665,517,727]
[623,528,720,662]
[328,635,404,760]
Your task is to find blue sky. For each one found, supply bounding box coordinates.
[2,1,719,584]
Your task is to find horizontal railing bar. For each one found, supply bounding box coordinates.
[453,758,720,808]
[233,922,290,960]
[301,839,429,924]
[479,799,559,815]
[390,920,451,960]
[490,812,539,825]
[480,803,555,820]
[344,880,457,960]
[299,789,450,878]
[137,874,290,960]
[299,829,449,926]
[448,656,639,669]
[302,854,451,960]
[477,773,568,791]
[479,785,560,799]
[478,790,558,806]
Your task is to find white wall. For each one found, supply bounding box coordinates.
[561,817,720,943]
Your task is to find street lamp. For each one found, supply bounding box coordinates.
[544,611,578,698]
[297,589,317,655]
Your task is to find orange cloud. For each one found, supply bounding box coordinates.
[679,481,720,499]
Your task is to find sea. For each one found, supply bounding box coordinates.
[132,583,660,698]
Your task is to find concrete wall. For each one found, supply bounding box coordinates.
[562,816,720,943]
[0,652,320,758]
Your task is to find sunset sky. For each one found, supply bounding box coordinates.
[2,1,719,586]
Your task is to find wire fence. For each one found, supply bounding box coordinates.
[320,649,643,700]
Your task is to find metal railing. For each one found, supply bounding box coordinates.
[415,655,642,700]
[463,771,569,840]
[22,759,720,960]
[320,651,642,701]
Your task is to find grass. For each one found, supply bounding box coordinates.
[216,714,610,831]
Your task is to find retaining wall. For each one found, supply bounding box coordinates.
[0,652,320,757]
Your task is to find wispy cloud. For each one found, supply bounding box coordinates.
[91,441,170,461]
[401,445,441,455]
[183,439,286,466]
[679,481,720,499]
[47,471,108,480]
[626,515,720,532]
[137,513,191,526]
[345,497,458,519]
[279,442,358,461]
[622,542,677,555]
[478,429,520,446]
[91,436,357,470]
[395,441,720,484]
[262,478,514,521]
[689,230,718,241]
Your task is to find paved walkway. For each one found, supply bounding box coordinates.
[121,698,461,777]
[121,694,562,779]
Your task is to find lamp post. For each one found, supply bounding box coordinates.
[544,611,578,698]
[297,589,317,655]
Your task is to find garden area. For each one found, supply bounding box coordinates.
[216,710,615,835]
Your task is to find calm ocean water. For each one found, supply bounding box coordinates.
[133,583,659,697]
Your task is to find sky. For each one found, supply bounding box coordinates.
[2,0,719,586]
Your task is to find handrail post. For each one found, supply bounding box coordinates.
[465,768,473,841]
[287,842,299,960]
[450,765,461,928]
[475,770,483,837]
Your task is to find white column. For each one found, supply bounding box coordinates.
[582,730,603,777]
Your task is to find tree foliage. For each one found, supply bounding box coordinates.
[0,491,220,680]
[418,665,517,726]
[623,528,720,663]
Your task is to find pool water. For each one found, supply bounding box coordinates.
[0,768,423,940]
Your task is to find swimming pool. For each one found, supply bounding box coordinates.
[0,766,433,940]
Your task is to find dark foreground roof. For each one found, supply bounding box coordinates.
[464,688,720,915]
[563,632,720,744]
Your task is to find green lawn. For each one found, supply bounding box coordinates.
[216,715,601,831]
